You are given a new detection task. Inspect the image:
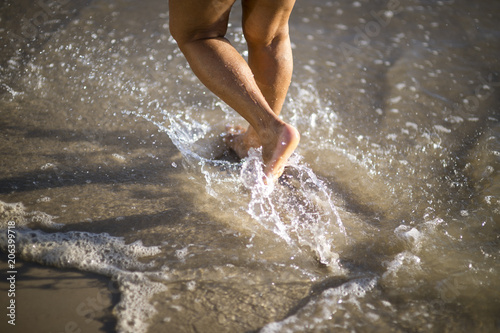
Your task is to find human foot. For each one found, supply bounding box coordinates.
[261,123,300,183]
[223,125,260,159]
[225,123,299,184]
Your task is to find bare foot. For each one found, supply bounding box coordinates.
[261,123,300,183]
[223,125,260,159]
[225,123,300,184]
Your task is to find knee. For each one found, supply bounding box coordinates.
[169,24,182,46]
[169,20,194,47]
[169,19,228,48]
[243,23,290,49]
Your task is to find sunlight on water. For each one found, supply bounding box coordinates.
[1,0,499,332]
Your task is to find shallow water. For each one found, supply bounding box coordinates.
[1,0,500,332]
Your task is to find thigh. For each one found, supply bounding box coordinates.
[169,0,237,42]
[242,0,296,43]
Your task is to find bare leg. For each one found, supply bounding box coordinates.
[169,0,299,182]
[225,0,296,157]
[245,0,294,116]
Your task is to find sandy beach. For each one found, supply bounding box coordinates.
[1,0,499,332]
[0,253,117,332]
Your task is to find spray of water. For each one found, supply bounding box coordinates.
[139,106,349,269]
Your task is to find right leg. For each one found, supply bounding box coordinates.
[243,0,295,116]
[226,0,297,157]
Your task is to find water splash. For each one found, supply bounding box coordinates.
[154,112,348,268]
[260,277,379,333]
[124,80,348,266]
[239,149,347,266]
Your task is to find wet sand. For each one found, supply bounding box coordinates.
[0,253,117,333]
[1,1,116,331]
[1,0,500,332]
[0,72,184,332]
[0,1,182,325]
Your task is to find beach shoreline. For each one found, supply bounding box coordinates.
[1,0,499,331]
[0,253,117,333]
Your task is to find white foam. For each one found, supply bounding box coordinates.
[382,251,422,282]
[0,201,63,230]
[0,202,161,276]
[114,272,168,333]
[395,225,422,245]
[0,200,166,333]
[175,246,190,261]
[260,278,378,332]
